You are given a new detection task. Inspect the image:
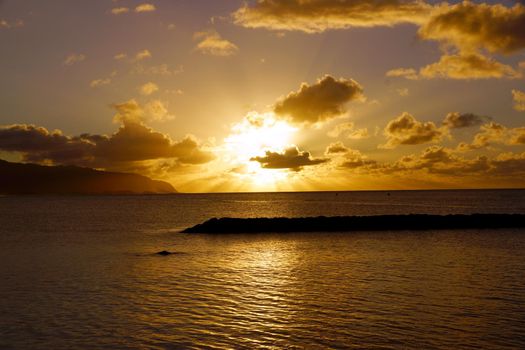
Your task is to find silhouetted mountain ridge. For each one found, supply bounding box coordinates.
[0,160,176,194]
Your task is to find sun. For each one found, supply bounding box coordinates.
[223,112,297,189]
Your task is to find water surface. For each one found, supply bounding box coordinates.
[1,190,524,349]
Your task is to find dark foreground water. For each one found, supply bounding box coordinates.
[1,190,525,349]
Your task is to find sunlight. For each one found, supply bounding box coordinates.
[223,112,297,190]
[225,112,297,159]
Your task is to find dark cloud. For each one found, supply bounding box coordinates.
[382,112,446,148]
[250,146,328,171]
[233,0,432,33]
[0,120,214,169]
[0,124,95,164]
[443,112,488,129]
[274,75,364,125]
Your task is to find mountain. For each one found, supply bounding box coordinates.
[0,160,177,195]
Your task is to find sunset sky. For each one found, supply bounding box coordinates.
[1,0,525,192]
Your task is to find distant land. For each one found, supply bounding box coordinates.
[0,160,176,195]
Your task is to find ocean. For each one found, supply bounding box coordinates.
[1,190,524,349]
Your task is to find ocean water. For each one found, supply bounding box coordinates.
[0,189,524,349]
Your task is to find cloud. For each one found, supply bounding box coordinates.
[114,53,127,60]
[233,0,432,33]
[340,148,377,169]
[0,124,95,164]
[391,146,491,175]
[0,18,24,29]
[194,30,239,56]
[323,142,525,179]
[385,1,525,81]
[0,120,213,168]
[135,3,156,13]
[132,63,184,76]
[382,112,446,148]
[274,75,364,125]
[472,122,510,149]
[327,122,369,139]
[325,142,377,169]
[327,122,354,138]
[419,52,521,80]
[348,128,369,139]
[443,112,487,129]
[389,52,521,80]
[397,88,409,97]
[135,49,152,61]
[111,7,129,15]
[63,53,86,66]
[140,82,159,96]
[94,122,210,164]
[510,127,525,145]
[512,89,525,111]
[250,146,328,171]
[90,78,111,88]
[419,2,525,55]
[90,71,117,88]
[491,152,525,175]
[144,100,174,122]
[386,68,419,80]
[112,99,173,124]
[325,141,349,154]
[456,122,525,151]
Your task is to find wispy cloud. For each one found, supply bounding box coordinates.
[63,53,86,66]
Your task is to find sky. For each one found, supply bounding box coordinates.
[1,0,525,192]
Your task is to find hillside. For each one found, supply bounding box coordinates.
[0,160,176,194]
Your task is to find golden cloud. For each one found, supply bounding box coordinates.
[135,49,152,61]
[111,7,129,15]
[194,30,239,56]
[327,122,354,138]
[382,112,446,148]
[419,2,525,54]
[274,75,364,125]
[512,89,525,111]
[419,52,521,80]
[233,0,432,33]
[457,122,525,151]
[112,99,173,124]
[389,52,521,80]
[386,68,419,80]
[140,82,159,96]
[135,4,156,13]
[63,53,86,66]
[325,141,349,154]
